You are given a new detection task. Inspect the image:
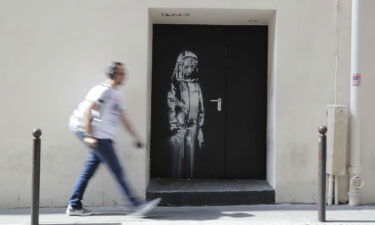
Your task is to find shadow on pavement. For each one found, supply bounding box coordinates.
[91,207,253,220]
[91,212,127,216]
[143,207,253,221]
[328,220,375,223]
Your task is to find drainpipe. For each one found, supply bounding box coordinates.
[348,0,364,206]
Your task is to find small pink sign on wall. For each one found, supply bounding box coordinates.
[352,73,361,86]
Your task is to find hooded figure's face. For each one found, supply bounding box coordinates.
[180,56,198,78]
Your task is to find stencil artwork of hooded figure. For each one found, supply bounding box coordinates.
[167,51,204,178]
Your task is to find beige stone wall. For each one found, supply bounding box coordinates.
[1,0,372,208]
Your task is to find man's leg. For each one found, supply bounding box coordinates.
[68,151,100,209]
[94,139,140,206]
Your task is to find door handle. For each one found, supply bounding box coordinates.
[209,98,222,111]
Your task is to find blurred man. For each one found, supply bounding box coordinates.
[67,62,160,216]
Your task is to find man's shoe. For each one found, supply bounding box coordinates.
[132,198,161,217]
[66,205,92,216]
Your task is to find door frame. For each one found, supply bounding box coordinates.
[146,8,277,187]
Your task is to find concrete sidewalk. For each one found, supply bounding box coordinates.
[1,204,375,225]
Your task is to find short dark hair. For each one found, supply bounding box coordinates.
[106,61,123,79]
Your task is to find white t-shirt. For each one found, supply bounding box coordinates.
[69,83,124,139]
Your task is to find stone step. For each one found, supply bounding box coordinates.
[146,179,275,206]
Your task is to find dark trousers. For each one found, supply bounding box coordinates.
[68,132,140,209]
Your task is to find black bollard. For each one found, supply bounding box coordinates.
[318,126,327,222]
[31,129,42,225]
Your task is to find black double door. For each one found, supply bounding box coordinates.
[150,24,267,179]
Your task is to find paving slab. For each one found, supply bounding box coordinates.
[1,204,375,225]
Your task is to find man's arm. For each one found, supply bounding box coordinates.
[120,109,143,147]
[82,100,99,147]
[83,101,99,136]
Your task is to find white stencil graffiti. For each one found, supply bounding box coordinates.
[167,51,204,178]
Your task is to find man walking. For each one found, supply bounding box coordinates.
[67,61,160,216]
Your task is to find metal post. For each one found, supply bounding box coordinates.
[349,0,363,206]
[31,129,42,225]
[318,126,327,222]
